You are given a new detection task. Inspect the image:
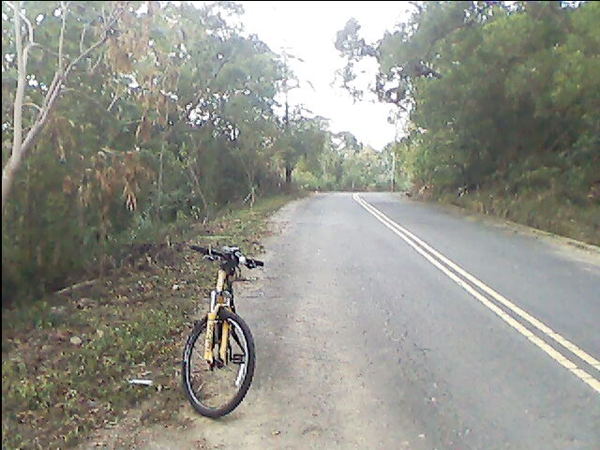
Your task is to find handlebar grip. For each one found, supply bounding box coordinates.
[189,245,208,254]
[252,259,264,267]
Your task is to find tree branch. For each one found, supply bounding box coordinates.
[2,1,25,211]
[89,53,104,74]
[79,23,87,54]
[23,102,42,112]
[5,1,34,44]
[107,92,121,112]
[58,1,69,72]
[41,72,61,109]
[409,1,423,15]
[35,43,60,58]
[3,4,125,213]
[24,5,125,149]
[22,42,41,68]
[11,0,24,156]
[64,7,124,79]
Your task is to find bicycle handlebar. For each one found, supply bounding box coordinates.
[189,245,264,268]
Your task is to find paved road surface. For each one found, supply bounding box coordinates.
[116,192,600,449]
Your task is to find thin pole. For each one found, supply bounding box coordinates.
[391,151,396,192]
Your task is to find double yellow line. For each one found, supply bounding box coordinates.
[353,194,600,394]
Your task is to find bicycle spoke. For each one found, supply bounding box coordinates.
[183,314,253,414]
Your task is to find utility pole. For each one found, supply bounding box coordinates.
[282,49,292,188]
[391,111,400,192]
[390,151,396,192]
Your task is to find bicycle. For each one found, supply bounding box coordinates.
[182,245,264,417]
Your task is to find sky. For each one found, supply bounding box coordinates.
[234,1,414,150]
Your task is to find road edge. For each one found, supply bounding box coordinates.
[390,192,600,256]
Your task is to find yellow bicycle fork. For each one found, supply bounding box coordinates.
[204,269,231,364]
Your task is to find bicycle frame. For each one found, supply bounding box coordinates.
[204,268,235,365]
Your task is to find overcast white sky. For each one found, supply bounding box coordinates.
[234,1,413,150]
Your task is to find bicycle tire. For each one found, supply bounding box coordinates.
[182,309,255,418]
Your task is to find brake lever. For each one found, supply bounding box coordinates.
[203,255,217,262]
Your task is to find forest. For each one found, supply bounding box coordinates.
[2,1,390,304]
[3,1,599,304]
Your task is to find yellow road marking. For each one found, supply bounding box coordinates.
[356,194,600,371]
[353,193,600,394]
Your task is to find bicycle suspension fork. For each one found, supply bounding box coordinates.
[204,269,232,364]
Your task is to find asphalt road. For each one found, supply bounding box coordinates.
[118,192,600,449]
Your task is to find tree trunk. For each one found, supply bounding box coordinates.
[2,3,122,216]
[188,165,210,223]
[2,152,24,212]
[3,0,25,212]
[156,143,164,221]
[285,165,293,186]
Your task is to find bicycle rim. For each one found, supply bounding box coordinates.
[182,311,254,417]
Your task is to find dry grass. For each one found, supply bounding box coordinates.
[436,187,599,246]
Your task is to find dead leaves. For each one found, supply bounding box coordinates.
[77,149,152,214]
[135,115,153,143]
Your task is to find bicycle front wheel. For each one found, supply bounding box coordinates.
[182,309,255,418]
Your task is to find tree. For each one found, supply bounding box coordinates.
[2,1,125,213]
[335,1,600,198]
[277,110,328,187]
[2,1,332,303]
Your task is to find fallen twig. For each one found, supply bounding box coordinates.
[55,279,99,295]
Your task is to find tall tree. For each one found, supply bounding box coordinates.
[2,1,125,212]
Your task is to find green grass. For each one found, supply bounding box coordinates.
[1,194,298,449]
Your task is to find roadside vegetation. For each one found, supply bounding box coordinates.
[295,131,394,192]
[336,1,600,245]
[1,1,394,307]
[2,2,320,447]
[2,194,296,449]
